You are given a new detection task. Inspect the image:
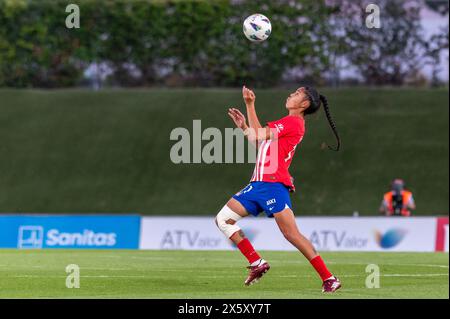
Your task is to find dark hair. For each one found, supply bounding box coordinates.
[303,86,341,151]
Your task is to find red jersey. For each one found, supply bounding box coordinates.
[250,115,305,191]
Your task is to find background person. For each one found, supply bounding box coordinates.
[380,179,416,217]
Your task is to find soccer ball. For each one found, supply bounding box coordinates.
[243,14,272,42]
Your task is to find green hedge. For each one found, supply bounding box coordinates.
[0,88,448,216]
[0,0,333,88]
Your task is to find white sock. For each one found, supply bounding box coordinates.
[250,258,265,267]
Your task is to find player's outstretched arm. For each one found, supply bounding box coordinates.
[228,108,254,145]
[242,85,272,141]
[243,85,262,129]
[228,107,271,144]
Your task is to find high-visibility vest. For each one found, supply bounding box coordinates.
[383,190,413,216]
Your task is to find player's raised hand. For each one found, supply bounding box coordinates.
[228,107,247,130]
[242,85,255,105]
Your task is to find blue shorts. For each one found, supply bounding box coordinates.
[232,182,292,218]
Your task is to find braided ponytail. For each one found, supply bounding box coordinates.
[319,94,341,151]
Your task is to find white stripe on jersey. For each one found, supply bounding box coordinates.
[252,140,265,181]
[258,140,271,181]
[284,145,296,162]
[250,141,265,182]
[250,164,255,181]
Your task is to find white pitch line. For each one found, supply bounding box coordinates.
[10,275,146,278]
[278,273,448,278]
[328,262,449,269]
[81,275,146,278]
[393,264,449,269]
[79,268,131,271]
[381,274,448,277]
[7,273,449,279]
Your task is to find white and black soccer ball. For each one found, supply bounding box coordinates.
[243,14,272,42]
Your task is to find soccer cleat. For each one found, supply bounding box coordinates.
[322,276,342,293]
[244,260,270,286]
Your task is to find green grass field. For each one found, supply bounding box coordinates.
[0,250,447,299]
[0,88,448,216]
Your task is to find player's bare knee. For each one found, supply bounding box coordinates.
[282,232,292,242]
[282,229,296,243]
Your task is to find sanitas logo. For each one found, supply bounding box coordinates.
[46,229,117,247]
[374,229,407,249]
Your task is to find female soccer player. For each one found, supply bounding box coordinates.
[215,85,341,293]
